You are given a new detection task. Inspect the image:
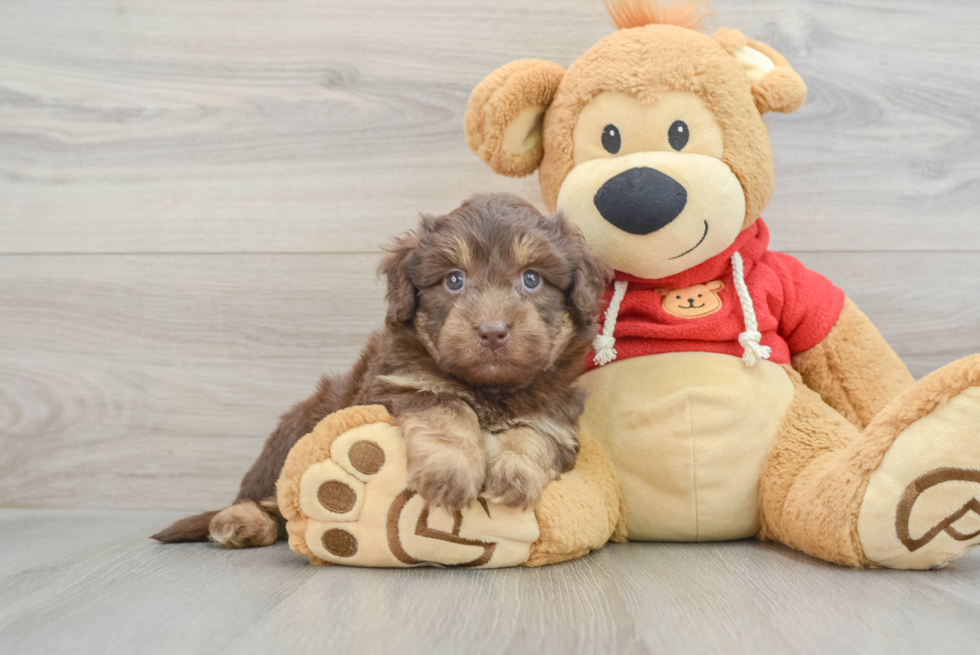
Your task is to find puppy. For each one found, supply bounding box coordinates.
[153,193,610,548]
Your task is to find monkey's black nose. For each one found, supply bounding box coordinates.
[593,167,688,235]
[477,322,510,350]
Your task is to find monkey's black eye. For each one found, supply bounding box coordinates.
[446,270,465,292]
[601,124,621,154]
[668,120,689,151]
[522,270,541,291]
[676,295,681,300]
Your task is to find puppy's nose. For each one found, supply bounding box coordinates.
[477,322,510,350]
[593,167,687,235]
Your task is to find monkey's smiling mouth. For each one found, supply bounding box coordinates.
[669,220,709,260]
[680,303,706,310]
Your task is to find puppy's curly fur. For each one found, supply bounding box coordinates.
[153,193,610,547]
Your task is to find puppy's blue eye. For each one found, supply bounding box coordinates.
[522,270,541,290]
[446,270,465,292]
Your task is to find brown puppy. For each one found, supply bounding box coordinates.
[153,193,610,548]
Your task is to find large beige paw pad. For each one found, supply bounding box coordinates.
[278,406,539,568]
[859,387,980,569]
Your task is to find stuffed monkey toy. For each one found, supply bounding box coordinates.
[463,0,980,568]
[276,404,624,568]
[278,0,980,569]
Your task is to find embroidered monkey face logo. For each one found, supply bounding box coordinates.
[657,280,724,318]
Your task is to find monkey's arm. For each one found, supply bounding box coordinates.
[791,298,915,430]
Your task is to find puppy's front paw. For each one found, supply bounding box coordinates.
[209,501,279,548]
[406,445,486,512]
[483,452,554,510]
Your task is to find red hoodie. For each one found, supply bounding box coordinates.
[584,220,845,373]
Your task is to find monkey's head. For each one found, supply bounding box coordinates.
[465,0,806,279]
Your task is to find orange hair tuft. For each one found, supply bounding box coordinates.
[603,0,714,31]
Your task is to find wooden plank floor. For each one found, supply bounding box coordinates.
[1,509,979,655]
[2,0,980,650]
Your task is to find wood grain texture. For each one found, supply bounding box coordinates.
[0,1,979,514]
[0,253,386,510]
[2,1,979,647]
[1,252,978,511]
[1,0,979,253]
[1,509,979,655]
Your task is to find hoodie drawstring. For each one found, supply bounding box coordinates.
[730,251,771,366]
[592,280,628,366]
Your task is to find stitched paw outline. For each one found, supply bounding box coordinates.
[387,490,497,567]
[896,468,980,552]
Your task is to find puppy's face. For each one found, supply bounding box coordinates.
[381,194,610,388]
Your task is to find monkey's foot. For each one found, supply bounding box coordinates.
[858,355,980,569]
[277,406,539,568]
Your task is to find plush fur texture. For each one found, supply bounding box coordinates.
[466,0,980,570]
[465,60,564,178]
[538,25,787,225]
[465,23,806,228]
[760,356,980,567]
[792,299,915,430]
[603,0,713,31]
[757,367,866,565]
[276,405,626,567]
[525,426,629,566]
[153,193,611,546]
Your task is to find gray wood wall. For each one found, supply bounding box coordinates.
[2,0,978,512]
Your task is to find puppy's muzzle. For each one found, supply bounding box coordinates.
[593,167,688,235]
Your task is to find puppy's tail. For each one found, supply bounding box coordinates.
[151,510,219,543]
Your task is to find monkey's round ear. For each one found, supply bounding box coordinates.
[706,280,725,292]
[465,59,565,178]
[712,28,807,115]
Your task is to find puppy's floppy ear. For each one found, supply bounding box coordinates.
[465,59,564,178]
[712,28,807,115]
[556,214,613,327]
[379,229,420,326]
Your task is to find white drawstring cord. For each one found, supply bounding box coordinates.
[592,253,769,368]
[731,251,771,366]
[592,280,628,366]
